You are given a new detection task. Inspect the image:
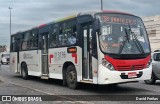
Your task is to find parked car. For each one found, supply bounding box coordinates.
[144,51,160,84]
[0,53,10,65]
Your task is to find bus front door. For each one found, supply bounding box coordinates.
[81,24,93,80]
[41,33,49,77]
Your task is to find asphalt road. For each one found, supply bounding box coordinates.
[0,65,160,104]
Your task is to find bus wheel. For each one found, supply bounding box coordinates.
[21,63,28,80]
[66,65,78,89]
[144,73,156,84]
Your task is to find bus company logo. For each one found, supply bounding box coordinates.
[2,96,11,101]
[23,53,33,59]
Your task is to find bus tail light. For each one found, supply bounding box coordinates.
[147,58,152,68]
[102,58,115,71]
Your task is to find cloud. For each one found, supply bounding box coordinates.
[0,0,160,46]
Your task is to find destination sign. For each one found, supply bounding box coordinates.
[101,15,137,25]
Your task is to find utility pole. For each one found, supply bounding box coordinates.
[9,7,12,36]
[101,0,103,10]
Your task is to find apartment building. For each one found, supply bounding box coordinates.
[143,15,160,51]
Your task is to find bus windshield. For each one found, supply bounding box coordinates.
[2,54,10,57]
[96,13,151,55]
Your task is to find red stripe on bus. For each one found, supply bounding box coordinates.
[49,54,54,63]
[105,55,150,71]
[38,24,47,28]
[102,10,134,15]
[72,53,77,64]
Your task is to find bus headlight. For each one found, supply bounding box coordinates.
[102,58,115,71]
[147,58,152,68]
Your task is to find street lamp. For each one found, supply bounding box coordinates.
[101,0,103,10]
[8,7,12,36]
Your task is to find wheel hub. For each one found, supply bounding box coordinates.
[68,71,75,84]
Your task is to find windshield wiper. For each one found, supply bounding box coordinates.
[128,25,145,54]
[118,25,145,55]
[131,31,145,54]
[118,28,130,55]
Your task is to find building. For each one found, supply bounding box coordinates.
[143,15,160,51]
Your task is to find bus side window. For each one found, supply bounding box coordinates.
[21,41,27,50]
[61,19,77,46]
[21,32,29,50]
[50,24,58,47]
[67,25,77,45]
[58,23,66,46]
[30,29,38,49]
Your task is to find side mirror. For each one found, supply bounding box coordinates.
[154,53,160,61]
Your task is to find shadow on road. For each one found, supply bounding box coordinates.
[13,75,151,94]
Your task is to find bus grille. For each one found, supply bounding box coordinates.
[116,64,145,71]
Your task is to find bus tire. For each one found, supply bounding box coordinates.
[144,73,156,84]
[21,63,28,80]
[66,65,78,89]
[62,70,67,86]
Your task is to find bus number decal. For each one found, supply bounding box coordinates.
[52,51,66,62]
[72,53,77,64]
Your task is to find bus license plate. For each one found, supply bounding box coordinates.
[128,72,137,78]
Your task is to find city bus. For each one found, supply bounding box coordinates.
[10,10,152,89]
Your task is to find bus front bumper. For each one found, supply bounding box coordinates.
[97,64,152,84]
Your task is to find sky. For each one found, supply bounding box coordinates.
[0,0,160,46]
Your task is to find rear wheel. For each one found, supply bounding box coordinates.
[66,65,78,89]
[144,73,156,84]
[21,63,28,80]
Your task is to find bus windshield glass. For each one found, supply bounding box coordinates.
[96,13,151,55]
[3,54,10,57]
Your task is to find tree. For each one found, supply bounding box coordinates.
[0,45,7,52]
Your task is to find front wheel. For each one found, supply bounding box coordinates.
[21,63,28,80]
[144,73,156,84]
[66,65,78,89]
